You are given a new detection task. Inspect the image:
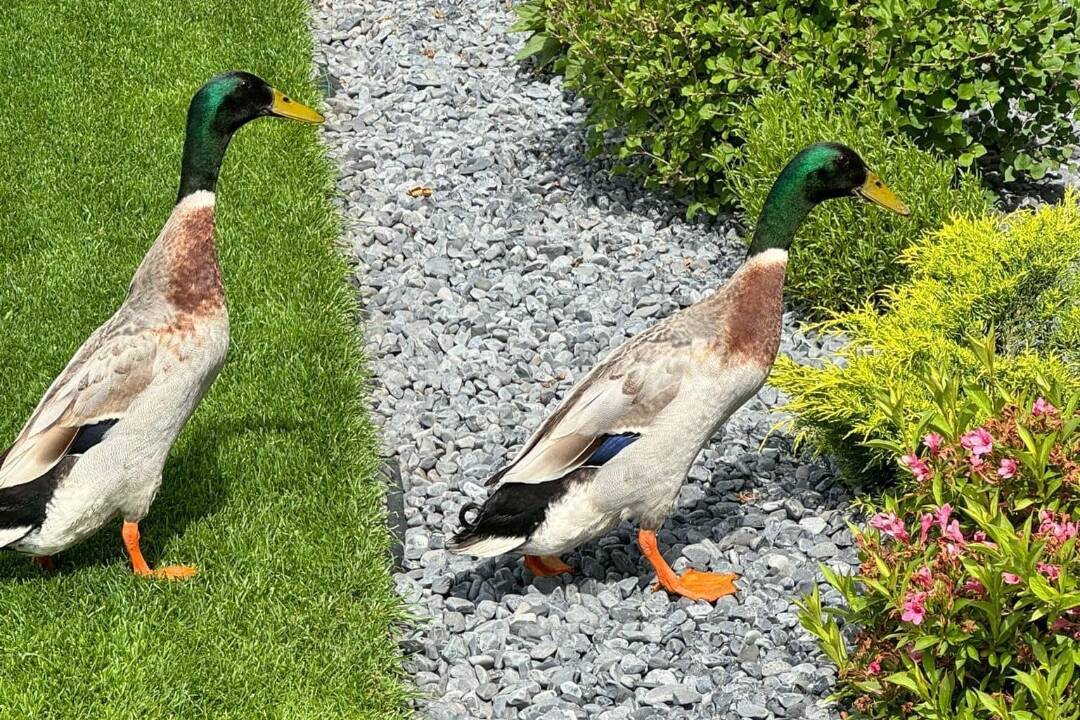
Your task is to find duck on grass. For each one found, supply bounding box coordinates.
[0,72,322,579]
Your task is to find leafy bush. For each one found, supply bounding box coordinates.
[731,78,991,313]
[771,193,1080,480]
[800,344,1080,719]
[513,0,1080,208]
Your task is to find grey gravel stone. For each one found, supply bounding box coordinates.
[737,701,771,719]
[808,541,840,559]
[619,655,648,675]
[799,517,829,535]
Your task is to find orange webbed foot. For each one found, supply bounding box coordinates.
[524,554,573,577]
[147,565,198,581]
[122,521,197,582]
[652,569,739,602]
[638,528,739,603]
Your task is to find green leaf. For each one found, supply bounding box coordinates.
[1013,669,1047,705]
[914,635,940,651]
[976,690,1005,717]
[865,439,904,454]
[515,33,551,61]
[886,671,922,694]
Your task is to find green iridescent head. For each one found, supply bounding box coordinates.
[747,142,910,257]
[177,71,324,201]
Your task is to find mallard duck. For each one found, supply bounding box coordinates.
[0,71,323,579]
[451,142,909,601]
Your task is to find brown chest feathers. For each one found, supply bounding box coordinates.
[164,203,225,315]
[716,252,786,367]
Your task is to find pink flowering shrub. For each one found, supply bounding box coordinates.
[799,341,1080,718]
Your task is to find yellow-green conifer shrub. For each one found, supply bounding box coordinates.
[773,193,1080,481]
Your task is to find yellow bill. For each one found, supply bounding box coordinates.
[270,88,324,124]
[855,172,910,215]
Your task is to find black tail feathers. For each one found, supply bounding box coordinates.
[457,502,482,532]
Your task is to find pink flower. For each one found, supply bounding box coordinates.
[1038,563,1061,581]
[901,452,933,482]
[870,512,909,542]
[943,520,965,545]
[970,455,987,475]
[944,542,963,557]
[1036,511,1079,550]
[961,428,994,457]
[1002,572,1022,585]
[919,513,934,544]
[901,591,928,625]
[964,577,986,596]
[973,531,998,550]
[997,457,1019,480]
[923,432,944,457]
[935,504,953,532]
[912,565,933,589]
[1033,397,1058,417]
[866,658,882,676]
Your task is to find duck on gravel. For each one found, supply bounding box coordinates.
[0,71,323,579]
[450,142,910,601]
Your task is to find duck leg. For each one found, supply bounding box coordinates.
[121,521,197,581]
[32,556,57,573]
[638,529,738,602]
[524,554,573,577]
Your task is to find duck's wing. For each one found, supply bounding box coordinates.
[490,314,704,487]
[0,316,158,491]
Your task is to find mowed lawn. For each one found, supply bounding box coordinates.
[0,2,408,717]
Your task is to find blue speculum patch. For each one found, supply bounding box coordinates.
[584,433,641,466]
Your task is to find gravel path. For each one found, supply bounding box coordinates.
[312,2,877,718]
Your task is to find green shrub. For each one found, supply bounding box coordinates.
[514,0,1080,209]
[731,78,991,313]
[800,346,1080,719]
[771,194,1080,480]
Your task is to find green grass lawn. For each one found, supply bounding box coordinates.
[0,2,409,717]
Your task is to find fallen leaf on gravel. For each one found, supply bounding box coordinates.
[737,490,761,504]
[407,186,433,198]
